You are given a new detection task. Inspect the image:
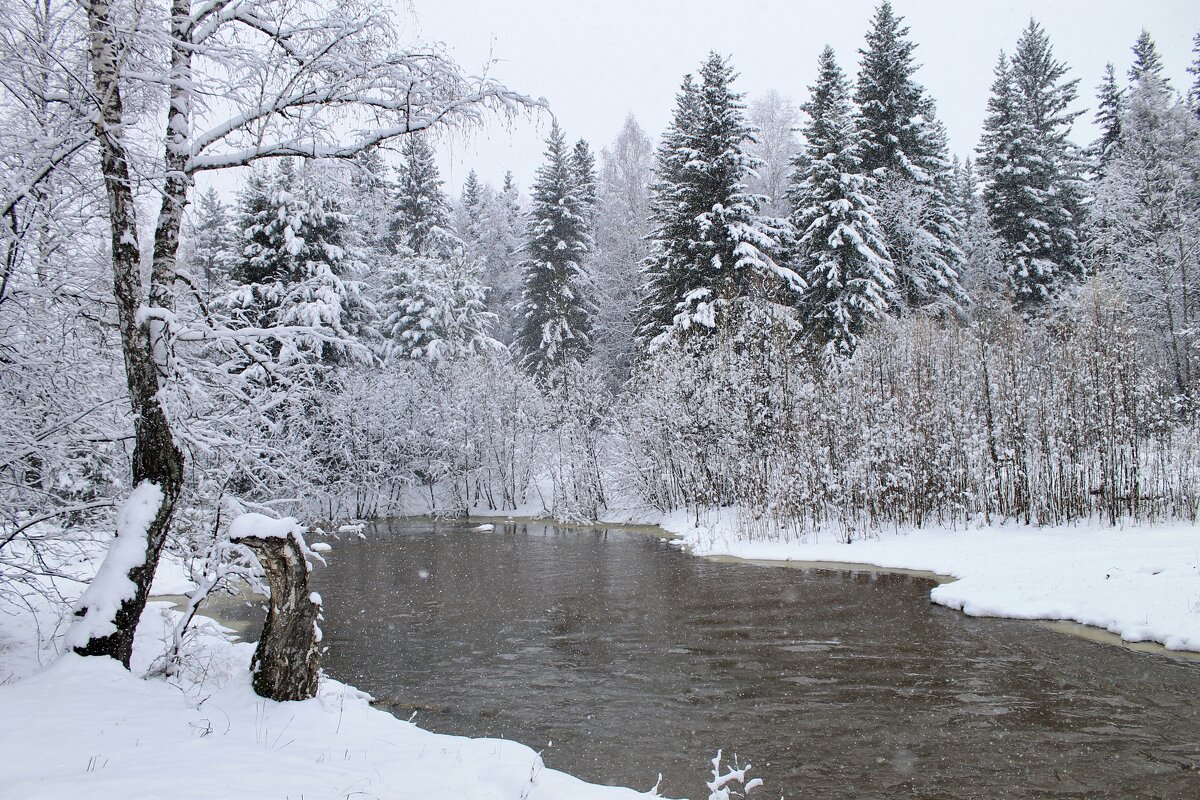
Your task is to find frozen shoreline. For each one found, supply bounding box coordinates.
[457,505,1200,655]
[597,507,1200,655]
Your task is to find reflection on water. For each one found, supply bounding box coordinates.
[312,520,1200,799]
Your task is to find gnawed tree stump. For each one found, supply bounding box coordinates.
[232,525,321,701]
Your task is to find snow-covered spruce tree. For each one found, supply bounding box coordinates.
[453,169,486,262]
[977,23,1086,312]
[226,159,372,366]
[391,132,457,256]
[853,0,965,313]
[381,251,499,363]
[571,139,598,222]
[1128,29,1169,94]
[1090,63,1125,176]
[185,187,238,296]
[514,121,596,382]
[950,157,1005,299]
[788,46,896,359]
[638,52,801,348]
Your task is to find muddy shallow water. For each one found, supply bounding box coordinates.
[311,519,1200,799]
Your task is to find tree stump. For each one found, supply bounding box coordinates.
[232,530,322,701]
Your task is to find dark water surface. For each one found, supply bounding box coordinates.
[311,519,1200,799]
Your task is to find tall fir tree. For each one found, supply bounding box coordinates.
[950,157,1004,297]
[977,22,1086,310]
[1090,63,1125,175]
[1128,30,1168,92]
[638,52,801,347]
[454,169,486,263]
[514,122,596,381]
[227,159,371,365]
[853,1,965,312]
[854,1,925,179]
[789,47,895,359]
[391,133,455,256]
[186,187,237,295]
[570,139,598,221]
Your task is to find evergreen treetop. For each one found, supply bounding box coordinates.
[639,52,800,348]
[854,1,927,180]
[514,121,596,381]
[1091,63,1125,173]
[391,133,454,256]
[789,46,895,358]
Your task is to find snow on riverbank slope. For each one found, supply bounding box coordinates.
[0,564,667,799]
[638,509,1200,653]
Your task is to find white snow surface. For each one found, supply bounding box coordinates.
[64,482,164,650]
[641,508,1200,653]
[228,512,304,541]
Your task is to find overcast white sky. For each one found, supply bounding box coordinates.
[405,0,1200,197]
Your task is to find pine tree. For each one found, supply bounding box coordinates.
[789,47,895,359]
[853,1,965,312]
[187,187,237,295]
[1128,30,1168,91]
[570,139,598,221]
[514,122,596,381]
[391,133,455,256]
[1091,63,1125,174]
[227,159,371,364]
[977,22,1086,310]
[639,52,801,348]
[382,251,498,363]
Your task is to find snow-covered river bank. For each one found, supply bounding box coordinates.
[3,515,1199,799]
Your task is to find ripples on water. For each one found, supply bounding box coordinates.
[312,520,1200,799]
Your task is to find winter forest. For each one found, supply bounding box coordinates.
[3,0,1200,797]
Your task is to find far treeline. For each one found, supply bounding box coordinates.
[4,2,1200,654]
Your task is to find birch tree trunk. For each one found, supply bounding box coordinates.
[72,0,185,668]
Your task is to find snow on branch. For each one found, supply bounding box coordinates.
[183,2,542,174]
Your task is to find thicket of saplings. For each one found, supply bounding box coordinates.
[263,277,1199,539]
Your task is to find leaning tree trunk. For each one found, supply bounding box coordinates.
[233,531,322,701]
[73,0,185,668]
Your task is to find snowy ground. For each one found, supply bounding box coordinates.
[603,508,1200,654]
[0,537,670,800]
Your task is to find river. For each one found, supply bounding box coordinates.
[311,518,1200,799]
